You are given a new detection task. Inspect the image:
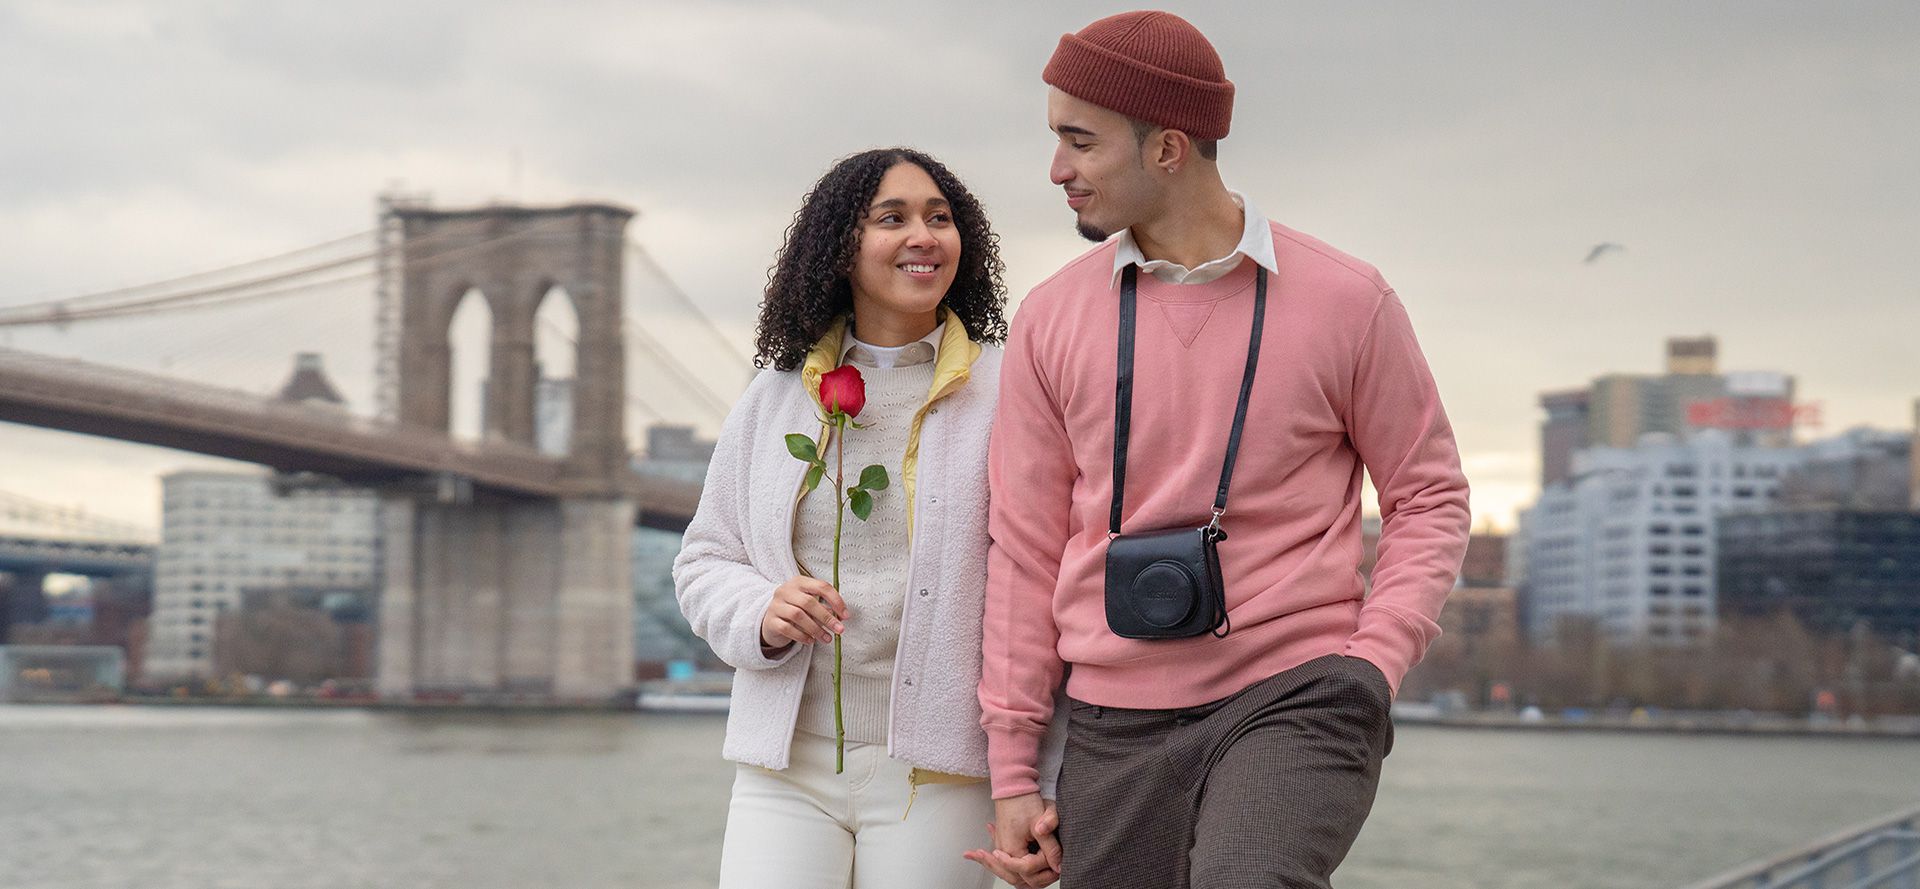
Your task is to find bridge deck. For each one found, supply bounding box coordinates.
[0,347,700,524]
[0,534,154,576]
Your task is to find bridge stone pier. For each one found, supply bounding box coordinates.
[1,570,49,640]
[376,202,638,701]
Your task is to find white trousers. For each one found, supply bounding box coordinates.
[716,731,994,889]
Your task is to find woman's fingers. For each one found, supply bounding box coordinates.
[965,825,1030,885]
[812,581,851,620]
[963,849,1020,885]
[794,594,844,637]
[762,577,848,648]
[778,580,846,635]
[774,600,832,644]
[993,849,1057,888]
[787,576,850,620]
[766,615,812,648]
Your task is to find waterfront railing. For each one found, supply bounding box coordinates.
[1680,804,1920,889]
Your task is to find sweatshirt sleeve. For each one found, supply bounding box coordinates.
[979,307,1073,799]
[673,379,802,672]
[1340,289,1472,696]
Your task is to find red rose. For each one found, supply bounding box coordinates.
[819,364,866,418]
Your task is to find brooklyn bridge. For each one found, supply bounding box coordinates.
[0,196,738,701]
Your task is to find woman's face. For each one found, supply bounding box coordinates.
[848,162,962,334]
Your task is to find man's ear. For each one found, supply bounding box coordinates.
[1151,128,1194,173]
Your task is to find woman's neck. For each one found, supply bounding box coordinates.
[849,303,940,347]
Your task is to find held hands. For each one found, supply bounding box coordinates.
[963,792,1061,888]
[759,576,849,653]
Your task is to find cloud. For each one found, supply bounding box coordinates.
[0,425,250,528]
[2,0,1917,529]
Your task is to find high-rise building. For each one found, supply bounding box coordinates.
[1518,431,1806,645]
[1715,428,1919,643]
[143,472,379,681]
[534,376,573,457]
[142,356,378,682]
[1777,428,1912,509]
[1535,337,1800,481]
[1910,398,1920,511]
[1586,373,1668,448]
[1539,390,1590,487]
[1718,508,1920,645]
[1665,336,1718,375]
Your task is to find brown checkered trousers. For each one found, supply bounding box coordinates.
[1054,653,1395,889]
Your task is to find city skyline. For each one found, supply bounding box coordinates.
[2,1,1916,531]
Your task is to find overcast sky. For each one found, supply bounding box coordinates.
[2,0,1916,534]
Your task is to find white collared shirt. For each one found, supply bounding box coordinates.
[842,319,945,369]
[1111,190,1280,287]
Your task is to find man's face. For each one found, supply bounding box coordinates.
[1047,88,1162,242]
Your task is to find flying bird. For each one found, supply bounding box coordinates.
[1584,243,1626,264]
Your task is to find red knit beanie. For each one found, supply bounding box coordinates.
[1042,10,1234,140]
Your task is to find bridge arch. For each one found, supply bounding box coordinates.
[530,282,579,457]
[394,203,630,480]
[446,287,493,442]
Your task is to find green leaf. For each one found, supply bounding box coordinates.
[848,488,873,521]
[784,433,819,463]
[858,464,890,491]
[801,463,825,494]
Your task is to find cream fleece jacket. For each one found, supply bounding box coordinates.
[676,318,1066,789]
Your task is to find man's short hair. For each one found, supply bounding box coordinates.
[1128,116,1219,162]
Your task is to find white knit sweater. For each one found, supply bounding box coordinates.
[674,330,1065,786]
[793,359,934,742]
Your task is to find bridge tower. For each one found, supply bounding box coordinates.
[377,202,638,701]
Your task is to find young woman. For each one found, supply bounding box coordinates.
[674,148,1057,889]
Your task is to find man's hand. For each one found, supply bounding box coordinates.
[963,792,1061,887]
[758,576,847,651]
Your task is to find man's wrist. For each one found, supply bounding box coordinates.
[995,790,1043,807]
[986,725,1045,797]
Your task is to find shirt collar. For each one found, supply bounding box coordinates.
[1110,190,1280,288]
[841,319,944,369]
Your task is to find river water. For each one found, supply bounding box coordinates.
[3,706,1916,889]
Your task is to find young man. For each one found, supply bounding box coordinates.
[972,11,1471,889]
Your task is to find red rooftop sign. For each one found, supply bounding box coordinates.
[1686,398,1823,430]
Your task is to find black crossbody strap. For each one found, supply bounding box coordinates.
[1109,265,1268,537]
[1214,268,1267,512]
[1110,265,1139,536]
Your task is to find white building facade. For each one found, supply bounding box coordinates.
[142,471,378,681]
[1519,431,1803,645]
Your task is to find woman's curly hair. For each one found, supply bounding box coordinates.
[753,148,1008,371]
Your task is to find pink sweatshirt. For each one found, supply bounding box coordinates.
[980,221,1471,798]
